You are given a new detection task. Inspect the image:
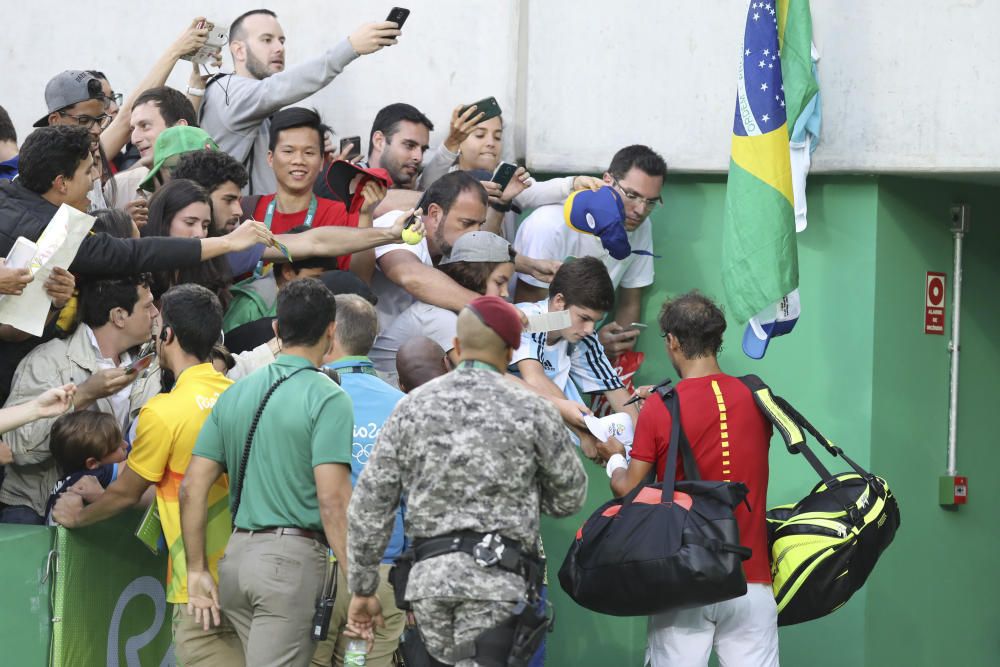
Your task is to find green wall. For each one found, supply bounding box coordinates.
[866,177,1000,666]
[544,173,998,665]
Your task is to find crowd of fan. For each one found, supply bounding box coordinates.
[0,9,676,667]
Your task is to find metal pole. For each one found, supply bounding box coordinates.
[946,225,965,476]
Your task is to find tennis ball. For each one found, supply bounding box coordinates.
[401,226,424,245]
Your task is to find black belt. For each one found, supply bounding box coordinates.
[412,530,542,584]
[235,526,329,547]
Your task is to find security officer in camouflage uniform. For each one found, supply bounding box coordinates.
[345,295,587,666]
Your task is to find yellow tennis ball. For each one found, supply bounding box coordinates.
[401,226,424,245]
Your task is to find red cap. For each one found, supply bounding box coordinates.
[324,161,393,214]
[466,296,523,350]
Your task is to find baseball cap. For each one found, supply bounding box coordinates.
[564,186,644,261]
[324,160,393,214]
[466,295,523,350]
[440,231,512,265]
[139,126,218,191]
[741,289,801,359]
[34,70,105,127]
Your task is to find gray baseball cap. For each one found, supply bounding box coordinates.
[33,70,105,127]
[440,231,513,265]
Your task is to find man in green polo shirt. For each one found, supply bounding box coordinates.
[180,278,354,667]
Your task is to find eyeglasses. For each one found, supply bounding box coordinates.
[58,110,113,130]
[613,179,663,210]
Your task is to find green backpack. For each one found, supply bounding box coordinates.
[739,375,901,626]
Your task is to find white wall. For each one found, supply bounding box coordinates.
[7,0,1000,175]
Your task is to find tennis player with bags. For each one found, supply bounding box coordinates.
[567,292,779,667]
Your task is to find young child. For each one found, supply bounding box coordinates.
[45,411,127,525]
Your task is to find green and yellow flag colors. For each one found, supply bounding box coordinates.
[722,0,799,324]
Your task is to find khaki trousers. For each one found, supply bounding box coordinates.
[171,604,244,666]
[310,563,405,667]
[218,530,329,667]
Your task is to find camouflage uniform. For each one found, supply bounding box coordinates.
[347,364,587,666]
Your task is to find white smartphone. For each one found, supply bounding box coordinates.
[629,323,648,330]
[181,21,228,65]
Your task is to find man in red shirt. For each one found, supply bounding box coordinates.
[252,107,358,271]
[596,291,778,667]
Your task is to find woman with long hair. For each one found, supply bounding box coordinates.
[141,178,233,309]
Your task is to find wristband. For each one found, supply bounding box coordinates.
[187,86,205,97]
[606,453,627,478]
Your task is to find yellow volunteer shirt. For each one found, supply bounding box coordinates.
[128,363,233,604]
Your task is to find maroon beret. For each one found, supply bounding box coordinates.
[466,296,523,350]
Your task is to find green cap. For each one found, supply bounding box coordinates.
[139,126,218,191]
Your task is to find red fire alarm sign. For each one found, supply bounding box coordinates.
[925,272,946,335]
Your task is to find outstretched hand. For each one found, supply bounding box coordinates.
[349,22,401,55]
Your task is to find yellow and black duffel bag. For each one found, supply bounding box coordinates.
[739,375,901,626]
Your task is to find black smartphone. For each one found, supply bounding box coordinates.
[459,96,502,123]
[386,7,410,29]
[339,136,361,161]
[491,162,518,191]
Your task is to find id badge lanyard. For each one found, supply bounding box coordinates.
[254,195,318,277]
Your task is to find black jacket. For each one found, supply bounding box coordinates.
[0,181,202,275]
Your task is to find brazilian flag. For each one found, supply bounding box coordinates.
[722,0,799,324]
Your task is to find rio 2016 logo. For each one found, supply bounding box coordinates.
[107,576,174,667]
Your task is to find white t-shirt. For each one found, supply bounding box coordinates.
[82,324,133,427]
[372,210,434,333]
[509,300,623,400]
[513,204,655,291]
[369,301,457,376]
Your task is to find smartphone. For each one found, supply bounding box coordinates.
[386,7,410,29]
[339,136,361,161]
[124,352,155,376]
[182,20,228,65]
[459,96,502,124]
[629,323,648,330]
[491,162,518,191]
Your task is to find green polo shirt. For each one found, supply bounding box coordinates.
[193,353,353,531]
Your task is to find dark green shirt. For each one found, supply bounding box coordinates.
[193,353,353,531]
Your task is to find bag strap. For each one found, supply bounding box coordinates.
[231,366,319,525]
[653,380,700,483]
[738,374,875,523]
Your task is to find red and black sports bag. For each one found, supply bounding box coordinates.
[558,382,752,616]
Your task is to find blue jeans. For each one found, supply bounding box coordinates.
[0,504,44,525]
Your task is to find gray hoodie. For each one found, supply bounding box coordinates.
[200,39,359,195]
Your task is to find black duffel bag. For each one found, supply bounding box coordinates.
[558,382,753,617]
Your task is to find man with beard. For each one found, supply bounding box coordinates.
[371,171,561,332]
[172,149,248,235]
[200,9,400,195]
[365,103,433,191]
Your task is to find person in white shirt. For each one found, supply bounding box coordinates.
[371,171,558,333]
[370,231,515,383]
[511,256,639,458]
[514,145,667,358]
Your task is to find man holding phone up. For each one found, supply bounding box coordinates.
[201,9,401,194]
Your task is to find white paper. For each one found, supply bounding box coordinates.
[526,309,572,333]
[4,237,38,272]
[584,412,635,446]
[0,205,95,336]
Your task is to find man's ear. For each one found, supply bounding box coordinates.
[110,306,126,328]
[230,40,245,64]
[452,336,462,359]
[266,150,274,168]
[47,112,60,127]
[371,130,386,155]
[551,293,566,312]
[666,332,681,353]
[271,318,280,339]
[52,174,68,195]
[602,172,614,186]
[84,456,100,471]
[176,119,189,127]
